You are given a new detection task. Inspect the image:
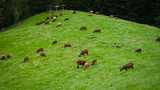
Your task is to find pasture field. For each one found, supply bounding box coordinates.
[0,10,160,90]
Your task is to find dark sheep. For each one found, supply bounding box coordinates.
[40,52,46,57]
[79,49,89,57]
[156,37,160,42]
[64,44,71,48]
[80,26,87,30]
[114,43,119,48]
[109,15,114,18]
[36,47,43,53]
[7,54,11,58]
[91,59,97,66]
[1,55,5,60]
[84,62,90,70]
[52,40,57,44]
[135,49,141,53]
[120,62,134,71]
[115,17,118,20]
[44,21,49,25]
[60,13,62,16]
[73,10,76,14]
[36,22,41,25]
[64,18,69,21]
[24,56,29,62]
[40,20,45,24]
[52,20,55,22]
[94,29,101,33]
[46,16,49,20]
[76,60,86,68]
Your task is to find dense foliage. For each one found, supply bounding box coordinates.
[0,0,160,30]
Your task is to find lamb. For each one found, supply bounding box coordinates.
[56,22,62,28]
[64,18,69,21]
[60,13,62,16]
[135,49,141,53]
[90,10,93,13]
[73,10,76,14]
[88,14,92,16]
[84,62,90,70]
[1,55,5,60]
[7,54,11,58]
[36,22,41,25]
[54,16,57,21]
[120,62,134,71]
[24,56,29,62]
[79,49,89,57]
[115,17,118,20]
[93,29,101,33]
[46,16,49,20]
[44,21,49,25]
[64,44,71,48]
[109,15,114,18]
[114,43,119,48]
[52,40,57,44]
[156,37,160,41]
[40,52,46,57]
[80,26,87,30]
[91,59,97,66]
[36,47,43,53]
[96,12,99,15]
[76,60,86,68]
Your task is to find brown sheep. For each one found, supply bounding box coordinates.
[36,22,41,25]
[115,17,118,20]
[51,15,53,18]
[40,52,46,57]
[7,54,11,58]
[76,60,86,68]
[56,22,62,28]
[44,21,49,25]
[46,16,49,20]
[52,13,56,16]
[60,13,62,16]
[135,49,141,53]
[64,44,71,48]
[109,15,114,18]
[156,37,160,41]
[36,47,43,53]
[84,62,90,70]
[93,29,101,33]
[79,49,89,57]
[96,12,99,15]
[24,56,29,62]
[73,10,76,14]
[88,14,92,16]
[80,26,87,30]
[114,43,119,48]
[91,59,97,66]
[90,10,93,13]
[120,62,134,71]
[52,40,57,44]
[1,55,5,60]
[40,20,45,24]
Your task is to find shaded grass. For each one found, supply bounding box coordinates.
[0,10,160,90]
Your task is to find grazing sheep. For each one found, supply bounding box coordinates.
[114,43,119,48]
[52,40,57,44]
[93,29,101,33]
[91,59,97,66]
[52,13,56,17]
[60,13,62,16]
[80,26,87,30]
[36,47,43,53]
[156,37,160,41]
[135,49,141,53]
[52,20,55,22]
[40,20,45,24]
[56,22,62,28]
[120,62,134,71]
[73,10,76,14]
[40,52,46,57]
[44,21,49,25]
[79,49,89,57]
[76,60,86,68]
[36,22,41,25]
[84,62,90,70]
[96,12,99,15]
[90,10,93,13]
[54,16,57,21]
[46,16,49,20]
[24,56,29,62]
[7,54,11,58]
[64,18,69,21]
[109,15,114,18]
[88,14,92,16]
[1,55,5,60]
[115,17,118,20]
[64,44,71,48]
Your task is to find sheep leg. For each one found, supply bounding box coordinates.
[87,52,89,55]
[77,65,79,68]
[132,67,134,69]
[125,69,127,70]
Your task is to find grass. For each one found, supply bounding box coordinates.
[0,10,160,90]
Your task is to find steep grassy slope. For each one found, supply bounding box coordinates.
[0,10,160,90]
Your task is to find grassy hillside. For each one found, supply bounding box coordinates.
[0,10,160,90]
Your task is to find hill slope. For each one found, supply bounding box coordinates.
[0,10,160,90]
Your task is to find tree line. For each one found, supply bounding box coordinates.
[0,0,159,30]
